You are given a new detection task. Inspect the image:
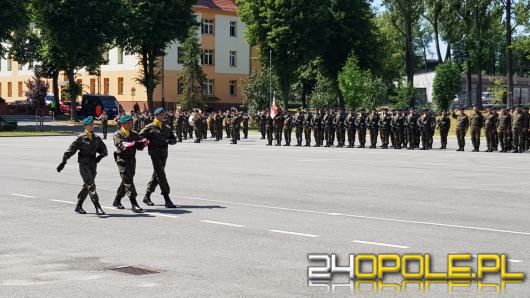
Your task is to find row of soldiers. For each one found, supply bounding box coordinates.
[255,105,530,153]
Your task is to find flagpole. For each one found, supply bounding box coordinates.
[269,49,272,107]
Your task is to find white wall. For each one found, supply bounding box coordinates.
[214,15,249,75]
[164,13,202,71]
[413,72,435,103]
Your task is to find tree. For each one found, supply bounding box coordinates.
[489,79,508,104]
[0,0,27,57]
[309,73,338,109]
[120,0,197,112]
[423,0,444,63]
[242,67,280,115]
[29,0,122,120]
[383,0,424,107]
[433,61,461,111]
[25,73,49,130]
[180,27,206,111]
[238,0,330,109]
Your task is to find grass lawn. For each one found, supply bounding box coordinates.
[0,126,75,137]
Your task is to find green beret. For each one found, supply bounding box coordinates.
[119,114,132,124]
[154,107,165,115]
[82,116,94,125]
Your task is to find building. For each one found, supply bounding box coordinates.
[0,0,259,112]
[414,71,530,106]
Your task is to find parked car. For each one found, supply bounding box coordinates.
[59,101,82,115]
[80,94,120,119]
[45,93,55,106]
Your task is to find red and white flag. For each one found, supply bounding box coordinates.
[271,95,279,118]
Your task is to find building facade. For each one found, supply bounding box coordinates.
[0,0,258,112]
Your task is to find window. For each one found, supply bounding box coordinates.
[117,48,124,64]
[118,77,124,95]
[90,79,96,94]
[229,80,237,97]
[103,51,109,64]
[104,78,109,95]
[203,79,214,96]
[230,21,237,37]
[7,59,12,71]
[178,47,184,64]
[18,81,23,97]
[229,51,237,67]
[201,19,214,35]
[177,77,184,95]
[8,82,12,97]
[201,50,214,65]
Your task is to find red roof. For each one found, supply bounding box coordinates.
[195,0,237,12]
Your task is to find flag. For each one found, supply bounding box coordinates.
[271,95,278,118]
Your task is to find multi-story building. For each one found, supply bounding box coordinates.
[0,0,259,112]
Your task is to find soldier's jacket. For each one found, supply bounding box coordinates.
[355,114,367,130]
[417,115,433,132]
[523,112,530,129]
[133,116,141,131]
[452,112,469,130]
[283,115,293,131]
[406,114,418,129]
[294,113,304,128]
[334,114,346,129]
[242,115,249,126]
[346,115,356,129]
[366,114,380,129]
[469,111,484,129]
[391,115,404,129]
[313,114,323,128]
[304,114,313,128]
[224,116,232,127]
[379,114,392,130]
[512,112,524,129]
[497,112,511,131]
[436,116,451,132]
[273,115,284,129]
[99,114,109,124]
[62,131,108,165]
[114,129,143,161]
[484,113,497,130]
[139,121,177,156]
[231,115,241,128]
[265,116,273,128]
[214,114,223,127]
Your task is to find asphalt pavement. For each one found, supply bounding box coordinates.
[0,132,529,297]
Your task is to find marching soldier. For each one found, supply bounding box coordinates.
[273,110,284,146]
[334,110,346,148]
[323,110,331,147]
[469,105,484,152]
[242,112,249,139]
[193,111,202,143]
[346,110,356,148]
[391,110,405,149]
[379,109,392,149]
[166,110,176,133]
[231,109,241,144]
[259,111,267,139]
[452,107,469,152]
[436,110,451,150]
[313,109,323,147]
[366,109,380,149]
[176,111,184,142]
[417,110,433,150]
[484,106,497,152]
[182,111,189,140]
[294,108,304,146]
[98,111,109,140]
[214,111,223,141]
[329,110,337,146]
[265,111,274,146]
[356,109,367,148]
[283,112,293,146]
[112,115,147,213]
[511,105,524,153]
[497,107,511,152]
[139,107,178,208]
[304,109,313,147]
[523,107,530,151]
[56,116,108,215]
[224,111,232,139]
[406,108,419,149]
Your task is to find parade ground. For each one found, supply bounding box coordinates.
[1,134,529,297]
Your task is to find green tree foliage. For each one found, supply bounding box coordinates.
[120,0,196,112]
[242,67,280,115]
[488,79,508,104]
[181,27,206,111]
[29,0,122,120]
[433,61,461,111]
[0,0,27,57]
[309,73,338,109]
[237,0,330,109]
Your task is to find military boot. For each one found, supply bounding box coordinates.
[163,195,176,208]
[143,192,155,206]
[91,198,105,215]
[75,197,87,214]
[113,195,125,209]
[130,197,143,213]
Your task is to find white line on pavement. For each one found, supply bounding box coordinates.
[201,220,244,227]
[169,195,530,236]
[10,194,35,198]
[268,230,319,238]
[50,199,74,204]
[353,240,409,249]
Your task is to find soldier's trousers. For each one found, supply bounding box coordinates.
[324,128,332,145]
[485,128,495,150]
[283,129,292,145]
[304,128,312,145]
[226,126,231,138]
[381,129,390,147]
[260,125,266,139]
[330,129,336,145]
[78,163,100,204]
[215,127,223,141]
[512,128,522,151]
[314,128,322,146]
[393,128,403,148]
[403,128,409,147]
[336,129,345,145]
[195,128,202,141]
[232,127,240,143]
[369,128,378,147]
[408,128,417,148]
[243,127,248,138]
[188,127,194,138]
[274,129,282,145]
[420,130,430,149]
[440,130,449,147]
[498,130,508,151]
[116,159,137,199]
[210,126,215,138]
[471,128,481,149]
[390,130,396,147]
[176,126,183,141]
[147,155,170,196]
[493,130,498,149]
[347,128,356,147]
[102,125,108,139]
[295,127,303,144]
[358,129,366,146]
[266,127,273,145]
[456,129,466,149]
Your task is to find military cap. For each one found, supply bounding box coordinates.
[154,107,165,115]
[82,116,94,125]
[119,114,132,124]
